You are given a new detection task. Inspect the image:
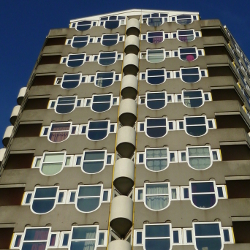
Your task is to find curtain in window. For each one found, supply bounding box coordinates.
[146,184,169,210]
[153,37,163,44]
[49,124,70,143]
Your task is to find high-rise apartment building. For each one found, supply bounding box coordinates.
[1,8,250,250]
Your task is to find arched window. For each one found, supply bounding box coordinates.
[82,151,106,174]
[91,94,112,112]
[190,181,217,209]
[184,116,208,137]
[95,72,115,88]
[145,148,169,171]
[31,187,58,214]
[193,222,223,250]
[142,13,168,27]
[76,185,102,213]
[176,14,193,25]
[75,20,92,31]
[101,34,119,46]
[146,49,165,63]
[61,74,81,89]
[147,31,164,44]
[146,92,167,110]
[98,52,117,66]
[66,54,85,67]
[146,69,166,85]
[144,183,170,211]
[55,96,77,114]
[87,121,109,141]
[100,16,125,29]
[71,36,89,48]
[180,67,201,83]
[48,122,71,143]
[143,224,172,250]
[182,90,204,108]
[177,30,195,42]
[146,118,168,138]
[179,47,197,61]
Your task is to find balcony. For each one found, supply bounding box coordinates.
[123,54,139,76]
[119,99,137,126]
[10,105,21,125]
[121,75,138,99]
[126,18,140,37]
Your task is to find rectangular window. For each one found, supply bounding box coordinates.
[135,188,143,201]
[134,230,143,245]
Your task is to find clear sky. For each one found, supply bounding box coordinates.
[0,0,249,145]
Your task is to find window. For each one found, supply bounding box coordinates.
[18,228,53,250]
[30,186,58,214]
[100,15,125,29]
[147,31,165,44]
[142,13,168,26]
[92,72,118,88]
[146,118,168,138]
[42,122,78,143]
[175,67,207,83]
[178,47,199,61]
[190,181,217,209]
[146,91,167,110]
[65,53,86,67]
[175,14,194,25]
[76,185,104,213]
[177,29,196,42]
[36,152,66,176]
[184,116,209,137]
[93,52,122,66]
[73,20,96,31]
[80,150,113,174]
[87,94,116,112]
[70,36,91,48]
[193,222,223,250]
[141,69,171,85]
[143,224,172,250]
[52,96,77,114]
[60,73,86,89]
[144,148,168,171]
[101,34,119,46]
[180,146,220,170]
[141,49,170,63]
[86,121,112,141]
[176,90,211,108]
[69,226,97,250]
[144,182,170,211]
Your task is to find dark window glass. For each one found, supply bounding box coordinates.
[76,21,92,31]
[181,68,200,83]
[105,20,119,29]
[102,34,118,46]
[92,94,112,112]
[176,14,192,25]
[56,96,76,114]
[146,118,167,138]
[99,52,116,66]
[72,36,89,48]
[178,30,195,42]
[148,18,162,27]
[185,117,206,136]
[77,186,101,212]
[147,92,166,109]
[62,74,81,89]
[88,121,109,141]
[67,54,85,67]
[137,232,142,244]
[82,151,105,173]
[179,48,197,61]
[183,90,203,107]
[147,70,165,85]
[147,32,164,44]
[95,72,114,87]
[173,231,179,243]
[49,123,70,143]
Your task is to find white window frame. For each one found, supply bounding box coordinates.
[99,16,126,29]
[80,150,113,174]
[143,31,169,44]
[93,51,123,66]
[171,14,198,25]
[56,73,87,89]
[145,91,168,110]
[99,34,123,46]
[89,71,121,88]
[140,49,171,63]
[175,89,212,108]
[144,182,171,211]
[80,120,116,141]
[41,122,79,143]
[85,94,119,113]
[172,47,204,61]
[174,67,208,83]
[66,35,93,48]
[60,53,87,68]
[48,96,83,114]
[75,184,105,213]
[143,223,173,249]
[145,69,172,84]
[71,20,97,31]
[133,229,143,246]
[32,151,72,176]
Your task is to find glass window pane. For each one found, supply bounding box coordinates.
[24,228,49,240]
[194,224,220,236]
[32,199,55,214]
[77,197,100,212]
[191,182,215,193]
[72,227,97,239]
[79,186,101,196]
[145,225,170,237]
[196,238,222,250]
[34,187,57,198]
[145,239,170,250]
[44,153,64,163]
[84,151,105,161]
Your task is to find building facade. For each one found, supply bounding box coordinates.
[0,8,250,250]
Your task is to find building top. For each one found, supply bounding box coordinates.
[70,8,200,22]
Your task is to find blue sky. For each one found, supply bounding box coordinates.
[0,0,249,144]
